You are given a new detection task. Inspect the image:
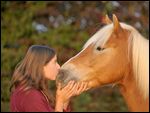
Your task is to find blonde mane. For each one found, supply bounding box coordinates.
[83,23,149,99]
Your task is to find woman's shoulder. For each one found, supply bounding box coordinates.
[14,86,44,100]
[10,86,53,112]
[23,87,42,96]
[11,85,45,105]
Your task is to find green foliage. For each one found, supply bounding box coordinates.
[73,93,92,112]
[1,76,11,102]
[72,87,128,112]
[1,46,27,76]
[1,76,11,112]
[1,101,10,112]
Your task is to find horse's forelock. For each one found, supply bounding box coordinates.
[83,24,113,50]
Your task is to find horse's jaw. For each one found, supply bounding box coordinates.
[56,63,102,89]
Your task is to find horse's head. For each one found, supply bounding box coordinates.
[56,14,132,89]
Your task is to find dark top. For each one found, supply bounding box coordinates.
[10,86,70,112]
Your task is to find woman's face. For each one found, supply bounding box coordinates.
[43,55,60,80]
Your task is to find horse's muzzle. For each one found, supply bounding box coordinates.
[56,69,79,88]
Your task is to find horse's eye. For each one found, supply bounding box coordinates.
[96,47,104,51]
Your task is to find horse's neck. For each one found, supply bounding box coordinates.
[118,71,149,112]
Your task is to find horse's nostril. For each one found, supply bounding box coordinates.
[56,69,70,88]
[56,69,79,88]
[56,70,65,84]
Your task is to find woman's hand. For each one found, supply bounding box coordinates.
[73,82,89,96]
[55,81,89,111]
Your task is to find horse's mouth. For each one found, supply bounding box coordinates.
[56,69,93,91]
[56,69,79,88]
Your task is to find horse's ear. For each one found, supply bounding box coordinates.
[102,14,112,24]
[113,14,123,33]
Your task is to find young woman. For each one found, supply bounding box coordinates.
[10,45,89,112]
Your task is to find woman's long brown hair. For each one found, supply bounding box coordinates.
[10,45,56,107]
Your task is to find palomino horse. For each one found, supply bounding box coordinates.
[56,14,149,112]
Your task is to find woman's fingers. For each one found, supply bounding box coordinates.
[82,82,88,92]
[76,82,84,95]
[75,82,80,92]
[58,80,89,102]
[75,82,88,95]
[63,81,75,91]
[85,86,90,91]
[57,83,61,90]
[67,83,78,97]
